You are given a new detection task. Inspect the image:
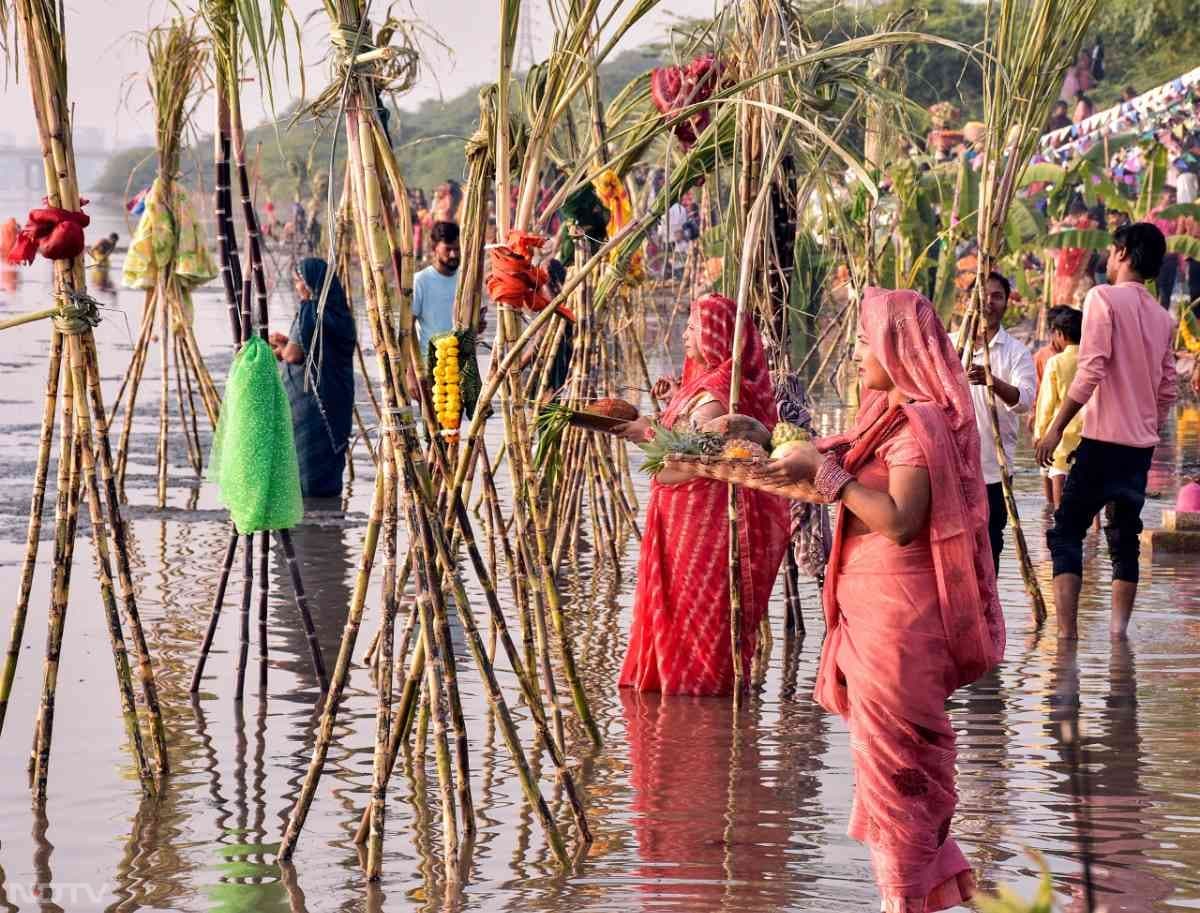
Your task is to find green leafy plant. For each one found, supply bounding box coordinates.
[636,424,723,475]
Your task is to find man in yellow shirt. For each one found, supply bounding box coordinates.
[1034,306,1084,507]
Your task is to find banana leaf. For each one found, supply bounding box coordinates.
[1018,163,1067,189]
[1039,228,1112,251]
[1168,235,1200,260]
[1005,198,1045,252]
[1158,203,1200,222]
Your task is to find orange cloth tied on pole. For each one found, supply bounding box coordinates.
[7,199,90,265]
[593,169,644,284]
[486,230,575,322]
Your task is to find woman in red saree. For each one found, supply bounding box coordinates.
[716,288,1005,911]
[615,293,789,696]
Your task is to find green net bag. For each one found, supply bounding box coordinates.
[208,336,303,534]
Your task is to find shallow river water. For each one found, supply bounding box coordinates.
[0,197,1199,912]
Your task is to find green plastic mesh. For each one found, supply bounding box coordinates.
[208,336,304,534]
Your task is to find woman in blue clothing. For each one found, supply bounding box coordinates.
[270,257,357,498]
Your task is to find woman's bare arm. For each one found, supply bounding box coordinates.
[840,466,931,546]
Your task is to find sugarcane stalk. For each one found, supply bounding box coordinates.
[114,291,156,499]
[274,530,329,690]
[30,364,79,794]
[155,288,171,508]
[279,471,384,859]
[414,593,460,884]
[66,334,157,793]
[172,333,202,474]
[975,323,1049,624]
[108,291,155,427]
[190,531,240,692]
[235,534,253,702]
[366,435,400,880]
[258,530,269,690]
[80,332,170,774]
[0,328,63,735]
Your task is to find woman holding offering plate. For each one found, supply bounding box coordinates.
[672,288,1004,912]
[614,293,789,696]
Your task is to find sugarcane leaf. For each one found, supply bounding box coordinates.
[736,98,880,201]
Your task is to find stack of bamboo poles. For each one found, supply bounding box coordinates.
[0,0,167,802]
[188,0,328,701]
[957,0,1101,626]
[280,1,714,885]
[110,22,221,509]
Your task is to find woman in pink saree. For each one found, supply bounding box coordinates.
[707,288,1005,911]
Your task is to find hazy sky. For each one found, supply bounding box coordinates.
[0,0,717,149]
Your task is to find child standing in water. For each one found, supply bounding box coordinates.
[1034,307,1084,508]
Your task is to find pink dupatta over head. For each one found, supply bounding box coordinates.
[815,289,1005,715]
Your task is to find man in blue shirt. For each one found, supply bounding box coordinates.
[412,220,460,359]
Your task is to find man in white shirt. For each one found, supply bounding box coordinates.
[957,272,1037,573]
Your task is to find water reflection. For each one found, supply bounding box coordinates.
[193,698,292,913]
[619,690,807,911]
[952,665,1018,883]
[1043,640,1173,912]
[270,509,353,699]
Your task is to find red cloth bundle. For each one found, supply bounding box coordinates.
[487,231,548,310]
[7,200,90,265]
[486,230,576,322]
[650,55,723,149]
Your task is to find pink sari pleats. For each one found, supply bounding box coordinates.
[827,532,976,912]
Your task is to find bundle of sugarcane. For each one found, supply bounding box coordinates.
[958,0,1100,626]
[0,0,167,803]
[110,20,220,509]
[277,3,600,890]
[187,0,328,703]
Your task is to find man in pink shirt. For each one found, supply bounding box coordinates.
[1036,223,1178,640]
